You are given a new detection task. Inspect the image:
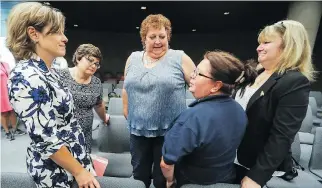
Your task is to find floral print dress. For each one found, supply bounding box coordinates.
[7,57,95,188]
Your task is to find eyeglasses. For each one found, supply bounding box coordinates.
[192,68,215,80]
[280,21,286,29]
[276,21,286,29]
[85,56,100,69]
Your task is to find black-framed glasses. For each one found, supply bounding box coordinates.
[85,56,100,69]
[192,68,215,80]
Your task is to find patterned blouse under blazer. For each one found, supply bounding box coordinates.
[7,56,95,188]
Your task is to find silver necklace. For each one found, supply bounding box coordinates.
[142,52,160,65]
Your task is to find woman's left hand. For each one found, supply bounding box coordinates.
[241,176,261,188]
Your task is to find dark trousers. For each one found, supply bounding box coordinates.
[174,168,192,188]
[130,134,166,188]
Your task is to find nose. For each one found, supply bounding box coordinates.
[155,37,161,44]
[256,44,263,53]
[62,34,68,43]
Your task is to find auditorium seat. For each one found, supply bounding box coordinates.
[1,172,145,188]
[291,133,301,162]
[299,105,314,133]
[186,90,195,99]
[96,115,132,178]
[116,83,124,89]
[113,88,123,97]
[102,82,114,93]
[107,98,124,116]
[266,170,321,188]
[94,152,132,178]
[309,97,322,134]
[97,115,129,153]
[186,99,195,108]
[309,127,322,179]
[298,105,315,144]
[298,106,315,144]
[310,91,322,109]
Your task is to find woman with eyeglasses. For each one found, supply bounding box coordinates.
[234,20,315,188]
[56,44,109,153]
[160,51,257,188]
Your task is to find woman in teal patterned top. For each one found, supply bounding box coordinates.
[122,14,196,188]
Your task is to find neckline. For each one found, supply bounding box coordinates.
[141,50,169,69]
[67,68,92,86]
[189,94,230,107]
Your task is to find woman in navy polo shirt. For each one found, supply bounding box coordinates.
[161,51,257,187]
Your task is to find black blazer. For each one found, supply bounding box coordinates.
[235,69,310,186]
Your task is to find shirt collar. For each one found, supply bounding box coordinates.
[30,54,52,73]
[189,94,231,107]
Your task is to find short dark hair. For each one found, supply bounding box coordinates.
[72,44,102,65]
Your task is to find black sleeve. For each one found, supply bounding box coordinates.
[247,73,310,186]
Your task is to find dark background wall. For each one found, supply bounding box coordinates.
[312,26,322,91]
[64,28,321,91]
[64,29,260,72]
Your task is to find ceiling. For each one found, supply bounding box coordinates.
[47,1,291,34]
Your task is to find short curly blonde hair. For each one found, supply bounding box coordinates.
[140,14,172,47]
[6,2,65,61]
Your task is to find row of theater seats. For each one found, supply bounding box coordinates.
[94,97,322,187]
[295,91,322,188]
[1,172,145,188]
[0,171,244,188]
[298,96,322,144]
[3,94,322,188]
[102,81,124,95]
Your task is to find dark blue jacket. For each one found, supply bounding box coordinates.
[162,95,247,185]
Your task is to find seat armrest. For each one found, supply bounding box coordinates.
[313,119,321,126]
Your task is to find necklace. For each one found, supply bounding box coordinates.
[142,52,161,65]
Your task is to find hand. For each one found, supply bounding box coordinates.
[241,176,260,188]
[74,168,101,188]
[160,157,169,170]
[103,114,110,125]
[160,157,175,187]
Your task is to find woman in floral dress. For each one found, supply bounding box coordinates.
[6,2,100,188]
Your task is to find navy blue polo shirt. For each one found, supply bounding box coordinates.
[162,94,247,185]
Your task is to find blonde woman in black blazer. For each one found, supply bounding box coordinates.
[234,20,315,188]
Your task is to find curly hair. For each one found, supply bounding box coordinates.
[140,14,172,47]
